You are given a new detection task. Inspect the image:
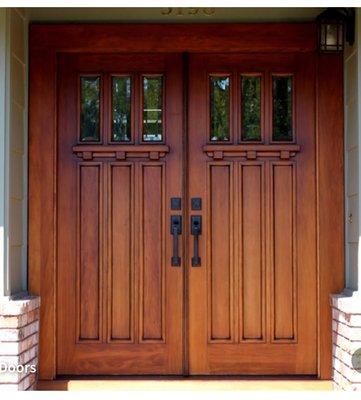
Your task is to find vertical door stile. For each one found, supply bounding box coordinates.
[103,161,109,344]
[134,161,140,346]
[234,160,240,344]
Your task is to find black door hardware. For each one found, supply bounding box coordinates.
[191,197,202,210]
[191,215,202,266]
[170,215,182,266]
[171,197,182,210]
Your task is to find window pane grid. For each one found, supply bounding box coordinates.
[78,71,296,145]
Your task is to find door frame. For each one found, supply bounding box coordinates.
[28,23,344,379]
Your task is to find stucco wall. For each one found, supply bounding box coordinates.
[26,7,324,23]
[0,8,28,296]
[0,9,7,297]
[345,10,361,291]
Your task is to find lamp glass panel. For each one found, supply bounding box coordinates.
[326,23,338,46]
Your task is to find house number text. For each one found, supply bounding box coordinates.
[161,8,216,16]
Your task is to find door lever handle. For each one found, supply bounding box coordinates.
[191,215,202,266]
[170,215,182,266]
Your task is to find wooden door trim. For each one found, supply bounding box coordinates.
[316,54,345,379]
[29,23,317,53]
[29,48,57,379]
[28,23,344,379]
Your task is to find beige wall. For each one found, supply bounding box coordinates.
[344,10,361,290]
[9,8,28,294]
[0,8,28,296]
[0,9,6,297]
[26,7,323,23]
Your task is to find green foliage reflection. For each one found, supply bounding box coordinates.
[80,77,100,142]
[112,76,131,142]
[143,76,163,142]
[210,76,230,141]
[241,76,261,141]
[273,76,293,141]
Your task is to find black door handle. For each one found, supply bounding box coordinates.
[191,215,202,266]
[170,215,182,266]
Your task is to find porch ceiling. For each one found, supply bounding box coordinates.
[26,7,325,23]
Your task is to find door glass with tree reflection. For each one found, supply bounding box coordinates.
[272,76,293,141]
[112,76,131,142]
[80,76,100,142]
[143,76,163,142]
[241,75,261,141]
[210,76,230,141]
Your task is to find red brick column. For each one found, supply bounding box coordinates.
[331,291,361,391]
[0,294,40,391]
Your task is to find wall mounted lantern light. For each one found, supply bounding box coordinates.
[316,8,355,53]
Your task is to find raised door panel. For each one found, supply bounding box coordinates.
[208,163,233,342]
[78,163,103,342]
[240,163,265,342]
[108,163,134,342]
[271,163,296,341]
[140,164,165,342]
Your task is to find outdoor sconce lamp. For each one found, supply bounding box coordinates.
[317,8,355,53]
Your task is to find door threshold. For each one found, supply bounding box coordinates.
[37,376,332,391]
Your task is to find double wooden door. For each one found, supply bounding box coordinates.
[57,52,316,375]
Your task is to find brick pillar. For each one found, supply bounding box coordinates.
[0,294,40,391]
[331,291,361,391]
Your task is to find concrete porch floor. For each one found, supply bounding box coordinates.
[37,377,333,391]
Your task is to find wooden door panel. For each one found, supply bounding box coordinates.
[57,54,183,375]
[272,162,296,341]
[78,162,103,342]
[188,53,317,375]
[140,163,165,342]
[240,162,265,341]
[207,343,316,374]
[108,163,134,342]
[208,163,233,342]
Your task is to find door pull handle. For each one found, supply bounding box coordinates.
[170,215,182,266]
[191,215,202,267]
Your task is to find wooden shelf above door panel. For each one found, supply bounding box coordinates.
[73,145,170,160]
[203,144,301,160]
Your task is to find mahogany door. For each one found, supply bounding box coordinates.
[57,53,184,374]
[57,51,318,376]
[188,54,317,374]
